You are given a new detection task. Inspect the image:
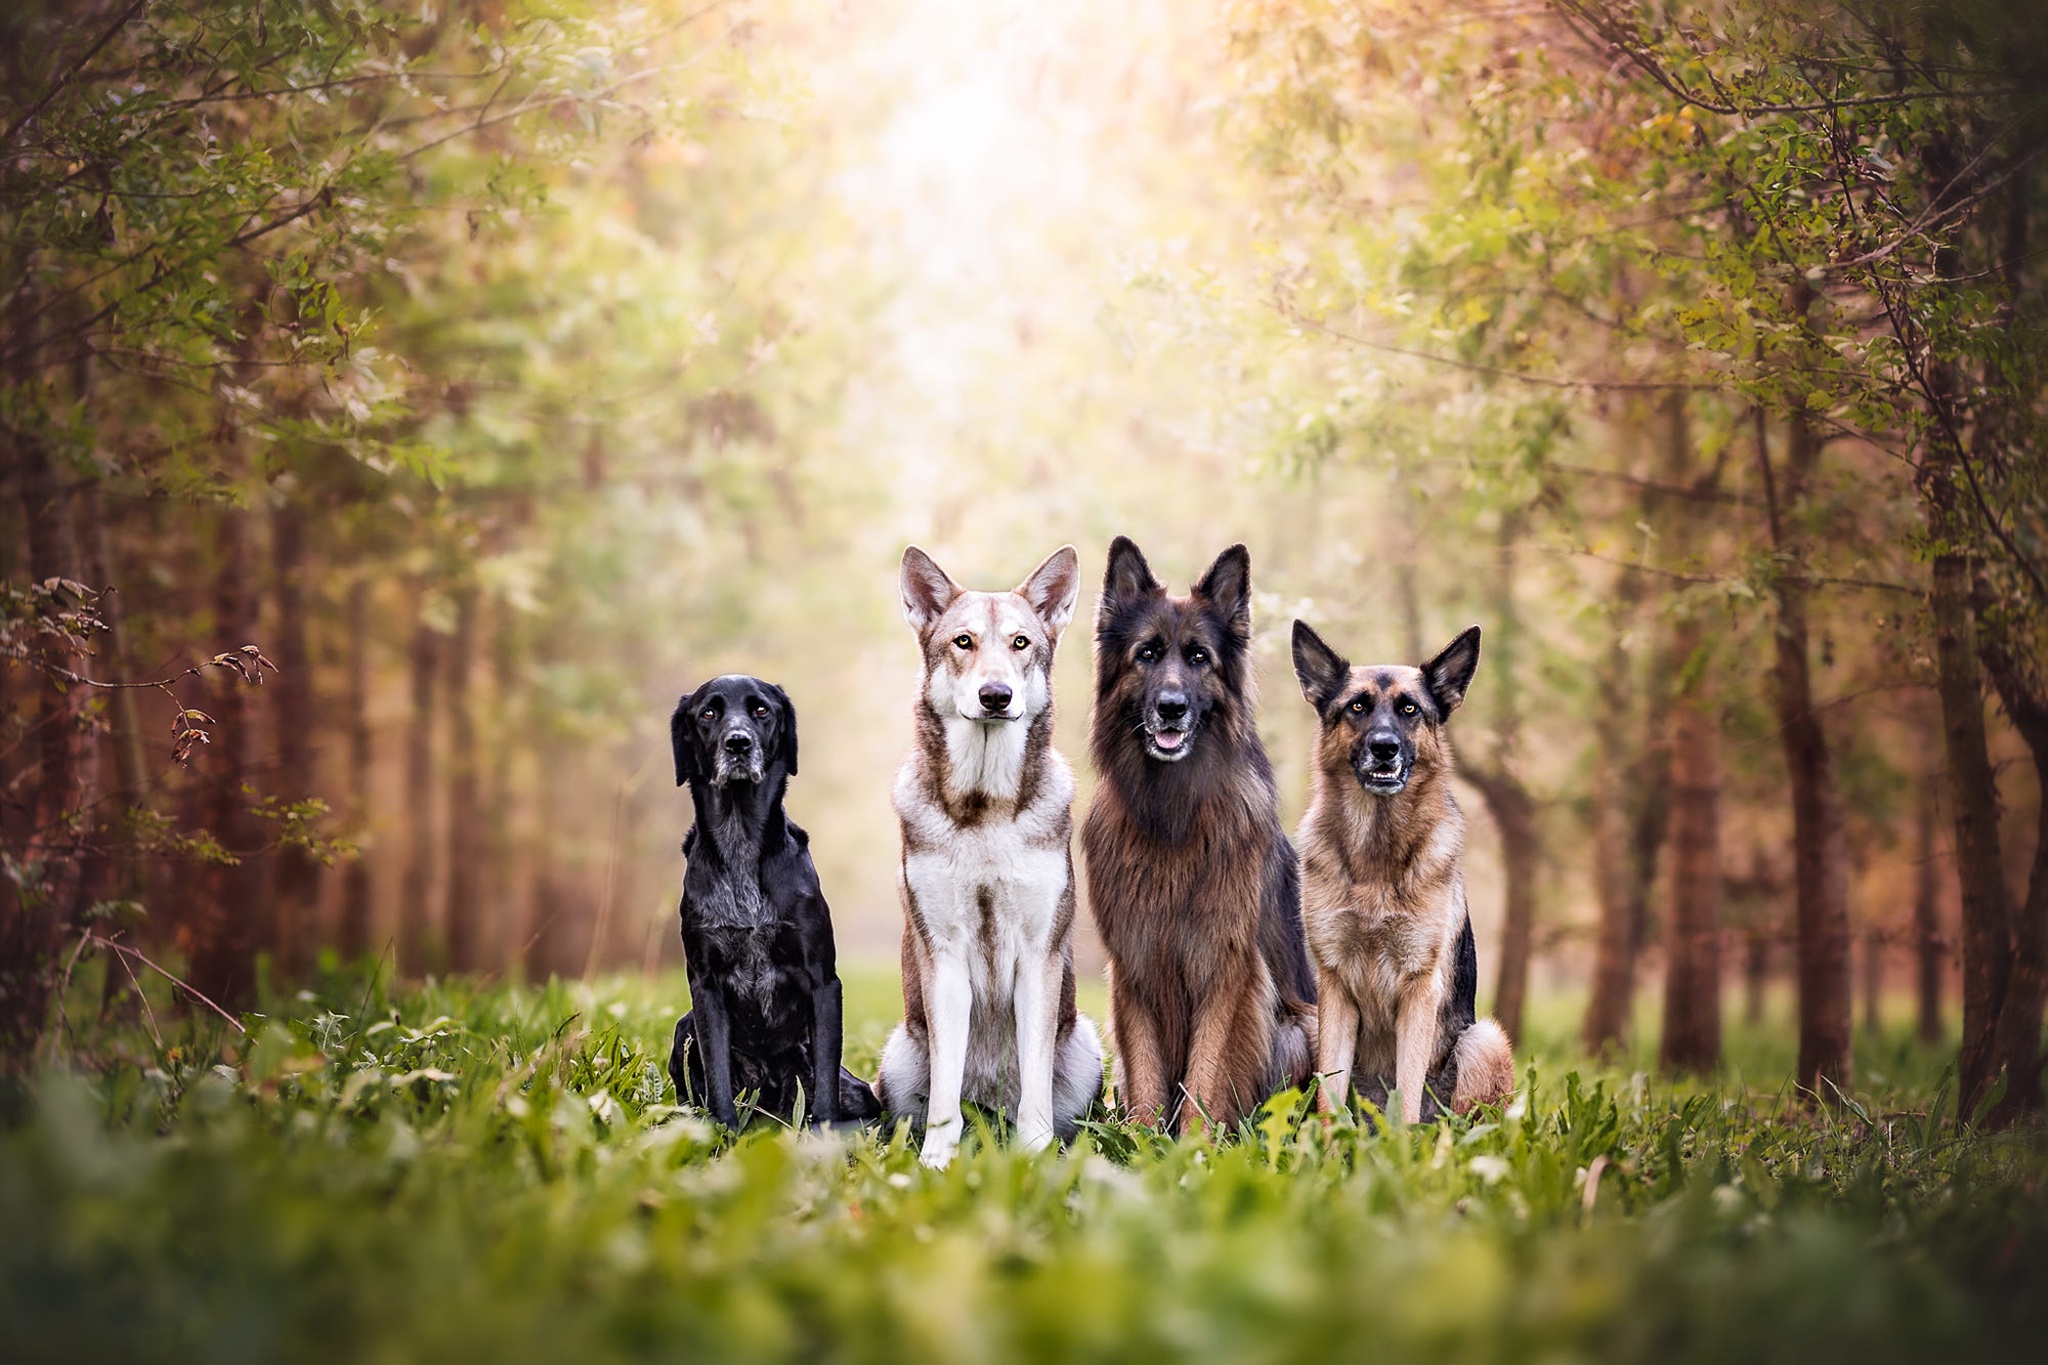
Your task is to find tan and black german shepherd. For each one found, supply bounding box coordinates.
[1289,621,1515,1123]
[1082,537,1317,1134]
[876,545,1104,1168]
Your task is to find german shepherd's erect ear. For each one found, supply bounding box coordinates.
[1422,626,1483,717]
[1016,544,1081,636]
[900,546,962,635]
[1192,544,1253,639]
[670,690,699,788]
[768,683,798,776]
[1290,620,1350,711]
[1098,535,1163,627]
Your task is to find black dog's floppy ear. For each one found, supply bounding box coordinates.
[1017,544,1080,635]
[1098,535,1161,627]
[1194,543,1253,639]
[770,684,798,776]
[1291,620,1349,711]
[670,691,698,788]
[901,546,961,635]
[1423,626,1482,717]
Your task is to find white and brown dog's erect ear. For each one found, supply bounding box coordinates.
[669,691,698,788]
[1194,543,1253,636]
[1098,535,1162,626]
[900,546,961,634]
[1423,625,1482,716]
[1290,620,1349,711]
[1017,544,1080,635]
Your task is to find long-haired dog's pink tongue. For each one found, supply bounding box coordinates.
[1155,730,1184,749]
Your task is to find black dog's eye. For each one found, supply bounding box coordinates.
[753,704,769,718]
[1401,701,1418,715]
[953,634,973,650]
[1187,647,1209,666]
[1012,634,1029,651]
[702,708,717,722]
[1349,699,1366,714]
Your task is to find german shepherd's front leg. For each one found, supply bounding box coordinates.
[1393,977,1445,1125]
[1182,955,1268,1135]
[919,951,973,1167]
[1107,963,1167,1126]
[1012,936,1061,1154]
[1313,966,1359,1114]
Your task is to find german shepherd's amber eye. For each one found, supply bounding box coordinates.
[953,634,973,650]
[1349,699,1366,714]
[1401,701,1418,715]
[1012,634,1029,651]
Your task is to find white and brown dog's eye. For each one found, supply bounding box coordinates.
[1012,634,1029,651]
[953,634,973,650]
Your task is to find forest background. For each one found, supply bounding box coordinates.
[2,0,2045,1128]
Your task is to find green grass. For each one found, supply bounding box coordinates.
[2,960,2044,1364]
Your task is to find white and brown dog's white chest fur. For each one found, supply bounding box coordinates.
[877,545,1103,1167]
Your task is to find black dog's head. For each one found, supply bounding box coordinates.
[670,675,798,791]
[1094,536,1254,764]
[1291,622,1480,796]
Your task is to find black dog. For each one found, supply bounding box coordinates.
[667,675,880,1128]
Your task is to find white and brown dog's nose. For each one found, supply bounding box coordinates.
[978,681,1013,717]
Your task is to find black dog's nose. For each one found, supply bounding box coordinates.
[979,682,1013,714]
[1368,735,1401,762]
[724,732,754,754]
[1156,692,1189,724]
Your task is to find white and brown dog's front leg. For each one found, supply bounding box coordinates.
[1010,927,1062,1154]
[1392,976,1446,1125]
[918,949,973,1167]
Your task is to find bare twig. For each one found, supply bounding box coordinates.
[86,932,246,1033]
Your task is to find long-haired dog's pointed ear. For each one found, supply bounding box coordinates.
[900,546,960,635]
[1194,543,1253,638]
[771,685,798,776]
[670,693,697,788]
[1423,625,1482,716]
[1291,620,1349,710]
[1098,536,1161,627]
[1017,544,1080,634]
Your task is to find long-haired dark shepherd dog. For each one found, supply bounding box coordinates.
[1081,537,1317,1133]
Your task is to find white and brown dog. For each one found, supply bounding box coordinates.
[875,545,1104,1167]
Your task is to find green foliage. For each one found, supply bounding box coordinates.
[4,973,2044,1363]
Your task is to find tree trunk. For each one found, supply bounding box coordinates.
[398,592,440,976]
[1915,769,1945,1045]
[1657,395,1722,1074]
[1756,394,1856,1095]
[1472,509,1537,1042]
[444,589,481,973]
[190,505,263,1009]
[338,578,374,961]
[270,503,319,981]
[1743,927,1769,1027]
[1863,924,1883,1039]
[1981,644,2048,1124]
[0,432,87,1062]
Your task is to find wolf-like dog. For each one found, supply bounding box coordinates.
[1289,621,1516,1123]
[1081,537,1317,1134]
[875,545,1104,1168]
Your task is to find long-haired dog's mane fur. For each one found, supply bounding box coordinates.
[1082,537,1316,1133]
